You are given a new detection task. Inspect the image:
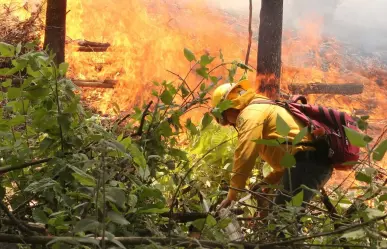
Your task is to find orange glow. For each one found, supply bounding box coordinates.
[64,0,250,115]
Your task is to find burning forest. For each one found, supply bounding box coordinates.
[0,0,387,248]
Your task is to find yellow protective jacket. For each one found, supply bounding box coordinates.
[227,89,314,201]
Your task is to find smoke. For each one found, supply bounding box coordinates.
[208,0,387,60]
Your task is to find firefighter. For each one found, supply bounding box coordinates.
[210,79,334,210]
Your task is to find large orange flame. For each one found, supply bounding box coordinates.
[65,0,250,113]
[63,0,386,121]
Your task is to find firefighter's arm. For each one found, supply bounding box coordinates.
[227,118,263,201]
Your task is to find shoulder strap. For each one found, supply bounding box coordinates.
[289,95,308,104]
[249,99,283,107]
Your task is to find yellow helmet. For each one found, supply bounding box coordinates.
[211,79,252,109]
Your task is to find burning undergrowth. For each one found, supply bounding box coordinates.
[0,0,43,47]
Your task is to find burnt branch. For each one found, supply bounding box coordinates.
[0,201,36,235]
[0,214,384,249]
[131,101,153,137]
[321,188,350,249]
[245,0,253,65]
[0,158,51,174]
[160,209,244,223]
[0,219,46,234]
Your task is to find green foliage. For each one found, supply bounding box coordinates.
[357,115,369,131]
[0,43,181,242]
[160,89,173,105]
[211,99,233,119]
[201,112,213,130]
[276,114,291,137]
[344,125,372,147]
[292,126,308,145]
[280,152,296,168]
[291,190,304,207]
[188,122,237,192]
[373,140,387,161]
[183,48,196,62]
[0,42,16,57]
[199,54,215,67]
[356,171,373,184]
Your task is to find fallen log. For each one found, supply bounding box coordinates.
[76,40,110,48]
[66,40,111,52]
[288,82,364,95]
[72,79,117,88]
[76,46,110,52]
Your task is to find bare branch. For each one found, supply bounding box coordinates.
[0,158,51,174]
[0,219,46,234]
[131,101,153,137]
[0,201,36,235]
[244,0,253,65]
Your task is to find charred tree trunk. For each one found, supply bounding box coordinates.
[257,0,283,99]
[43,0,67,65]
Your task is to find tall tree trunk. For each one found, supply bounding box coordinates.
[43,0,67,65]
[256,0,283,99]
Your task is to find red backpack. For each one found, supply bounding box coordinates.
[250,95,361,170]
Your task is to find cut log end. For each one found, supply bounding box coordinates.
[288,82,364,95]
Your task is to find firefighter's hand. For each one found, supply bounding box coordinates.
[217,198,232,211]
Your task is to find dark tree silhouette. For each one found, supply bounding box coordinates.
[43,0,67,65]
[257,0,283,99]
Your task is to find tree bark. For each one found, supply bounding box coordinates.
[43,0,67,65]
[256,0,283,99]
[288,82,364,95]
